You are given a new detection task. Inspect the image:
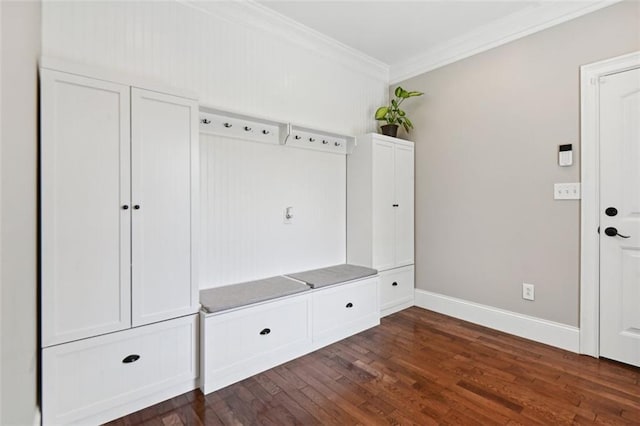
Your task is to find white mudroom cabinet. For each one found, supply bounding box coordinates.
[40,62,199,425]
[347,133,415,316]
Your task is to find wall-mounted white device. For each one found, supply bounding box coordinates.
[559,144,572,166]
[284,206,293,224]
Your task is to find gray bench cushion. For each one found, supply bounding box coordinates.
[286,264,378,289]
[200,276,310,314]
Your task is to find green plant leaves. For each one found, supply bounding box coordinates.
[375,106,389,120]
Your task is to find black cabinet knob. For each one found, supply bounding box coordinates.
[392,204,399,207]
[604,227,630,238]
[260,328,271,335]
[345,302,353,308]
[122,205,129,210]
[133,205,140,210]
[122,354,140,364]
[392,282,398,287]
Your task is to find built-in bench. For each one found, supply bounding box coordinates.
[199,264,379,394]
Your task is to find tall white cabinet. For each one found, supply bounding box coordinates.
[347,133,415,317]
[40,64,199,425]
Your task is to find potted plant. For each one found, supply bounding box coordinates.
[375,86,423,137]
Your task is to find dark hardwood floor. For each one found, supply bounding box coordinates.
[108,307,640,425]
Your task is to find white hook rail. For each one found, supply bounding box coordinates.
[199,105,289,145]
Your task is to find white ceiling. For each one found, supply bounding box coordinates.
[256,0,618,82]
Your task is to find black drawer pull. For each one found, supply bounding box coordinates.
[392,282,398,286]
[346,302,353,308]
[122,354,140,364]
[260,328,271,335]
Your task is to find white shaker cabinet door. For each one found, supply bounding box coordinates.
[41,70,132,346]
[394,143,415,267]
[131,88,199,326]
[372,139,396,270]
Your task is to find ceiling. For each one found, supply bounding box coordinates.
[255,1,617,82]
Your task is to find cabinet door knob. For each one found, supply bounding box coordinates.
[392,204,399,207]
[259,328,271,335]
[392,282,398,286]
[345,302,353,308]
[133,205,140,210]
[122,354,140,364]
[122,205,129,210]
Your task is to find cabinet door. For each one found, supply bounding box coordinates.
[41,70,131,346]
[394,143,415,267]
[131,89,198,326]
[372,139,396,270]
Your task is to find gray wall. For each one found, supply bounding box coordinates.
[1,1,41,424]
[397,1,640,327]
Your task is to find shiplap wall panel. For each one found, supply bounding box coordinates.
[200,134,346,288]
[41,1,387,136]
[42,0,387,288]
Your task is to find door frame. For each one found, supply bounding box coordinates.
[580,51,640,357]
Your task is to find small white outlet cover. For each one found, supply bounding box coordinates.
[522,283,535,301]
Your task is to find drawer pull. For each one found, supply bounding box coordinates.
[392,282,398,286]
[122,354,140,364]
[259,328,271,336]
[346,302,354,308]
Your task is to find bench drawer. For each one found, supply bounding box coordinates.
[312,276,379,348]
[201,294,311,393]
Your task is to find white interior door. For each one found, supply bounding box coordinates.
[599,67,640,367]
[131,88,198,326]
[41,70,131,346]
[394,143,415,268]
[372,140,396,270]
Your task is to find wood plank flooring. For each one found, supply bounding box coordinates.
[108,307,640,425]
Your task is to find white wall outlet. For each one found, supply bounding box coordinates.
[554,183,581,200]
[283,206,293,224]
[522,283,535,301]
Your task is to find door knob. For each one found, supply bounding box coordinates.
[604,227,630,238]
[605,207,618,217]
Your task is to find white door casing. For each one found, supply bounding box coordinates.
[131,88,199,326]
[41,70,131,347]
[580,51,640,359]
[598,67,640,367]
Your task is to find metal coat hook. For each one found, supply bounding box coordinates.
[244,126,252,132]
[224,122,232,128]
[262,130,270,135]
[201,118,211,125]
[294,135,301,140]
[309,137,315,142]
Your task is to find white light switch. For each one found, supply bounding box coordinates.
[554,183,581,200]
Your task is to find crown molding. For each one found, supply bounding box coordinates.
[179,0,389,83]
[390,0,621,84]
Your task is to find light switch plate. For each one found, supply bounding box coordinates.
[554,183,581,200]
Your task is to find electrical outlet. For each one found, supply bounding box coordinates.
[522,283,535,301]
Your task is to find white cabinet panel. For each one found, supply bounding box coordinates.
[394,144,415,267]
[372,140,396,271]
[42,315,198,426]
[131,88,199,326]
[201,294,312,394]
[379,266,414,317]
[347,133,414,315]
[311,277,379,348]
[41,70,131,346]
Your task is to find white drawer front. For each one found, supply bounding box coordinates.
[201,294,312,393]
[43,315,198,425]
[312,277,379,347]
[380,265,414,316]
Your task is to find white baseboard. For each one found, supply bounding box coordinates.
[414,289,580,353]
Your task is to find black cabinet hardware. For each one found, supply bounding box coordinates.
[122,205,129,210]
[260,328,271,335]
[346,302,353,308]
[605,207,618,217]
[392,282,398,286]
[122,354,140,364]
